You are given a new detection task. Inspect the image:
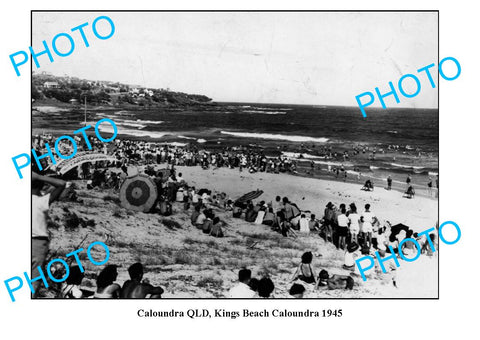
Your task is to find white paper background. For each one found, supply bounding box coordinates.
[0,0,477,338]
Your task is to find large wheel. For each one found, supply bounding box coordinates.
[119,174,158,212]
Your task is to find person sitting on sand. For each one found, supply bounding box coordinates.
[158,196,172,216]
[232,202,243,218]
[299,214,310,233]
[225,199,234,211]
[343,242,360,271]
[277,211,297,238]
[375,226,388,257]
[209,217,224,238]
[404,185,415,199]
[289,283,306,298]
[59,265,84,299]
[245,203,257,222]
[257,277,275,298]
[120,263,164,298]
[228,268,255,298]
[283,197,295,221]
[348,203,360,244]
[262,207,276,226]
[195,209,207,229]
[308,214,320,232]
[362,179,374,191]
[190,205,201,226]
[93,265,121,298]
[401,230,416,256]
[202,213,214,234]
[248,278,259,294]
[272,196,283,214]
[254,201,265,213]
[291,252,316,284]
[254,205,266,225]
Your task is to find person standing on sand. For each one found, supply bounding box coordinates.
[336,207,349,250]
[387,175,392,190]
[323,202,335,242]
[32,171,66,297]
[406,174,411,189]
[348,203,360,244]
[427,177,433,196]
[361,204,376,248]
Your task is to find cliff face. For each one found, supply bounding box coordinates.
[32,73,213,107]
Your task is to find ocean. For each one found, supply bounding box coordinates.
[33,102,439,186]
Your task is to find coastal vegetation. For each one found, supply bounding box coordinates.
[32,72,213,107]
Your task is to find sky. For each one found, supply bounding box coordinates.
[31,11,438,107]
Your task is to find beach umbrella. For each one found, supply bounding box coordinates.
[390,223,411,237]
[198,188,210,196]
[235,189,264,203]
[119,174,158,212]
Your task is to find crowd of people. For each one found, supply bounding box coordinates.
[54,262,164,299]
[31,132,438,299]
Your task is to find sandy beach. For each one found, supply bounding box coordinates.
[46,165,438,299]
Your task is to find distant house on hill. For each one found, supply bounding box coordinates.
[43,81,59,89]
[69,98,79,105]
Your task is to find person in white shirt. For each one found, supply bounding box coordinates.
[361,204,376,248]
[348,203,360,244]
[32,172,66,297]
[336,206,349,250]
[228,269,255,298]
[299,214,310,233]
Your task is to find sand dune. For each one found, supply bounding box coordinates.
[45,166,438,298]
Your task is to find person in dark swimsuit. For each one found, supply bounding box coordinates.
[291,251,316,284]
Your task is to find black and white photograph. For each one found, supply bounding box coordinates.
[30,11,439,299]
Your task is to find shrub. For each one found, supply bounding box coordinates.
[64,212,80,230]
[162,218,182,230]
[103,195,121,204]
[196,276,223,289]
